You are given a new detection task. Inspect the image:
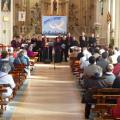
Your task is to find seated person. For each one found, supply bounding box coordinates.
[96,51,109,74]
[27,45,38,58]
[0,51,14,73]
[112,77,120,88]
[104,64,116,87]
[14,50,30,74]
[113,55,120,77]
[83,56,108,119]
[0,65,15,98]
[84,56,103,78]
[9,52,15,63]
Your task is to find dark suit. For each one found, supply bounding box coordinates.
[79,36,88,48]
[88,37,96,47]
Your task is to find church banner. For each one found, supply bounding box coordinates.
[42,16,67,36]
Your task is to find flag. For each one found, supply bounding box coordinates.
[18,11,26,22]
[107,12,112,23]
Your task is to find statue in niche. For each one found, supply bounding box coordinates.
[53,0,57,13]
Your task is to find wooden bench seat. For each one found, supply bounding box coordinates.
[0,84,12,111]
[89,88,120,119]
[14,64,27,82]
[93,95,120,103]
[92,104,116,112]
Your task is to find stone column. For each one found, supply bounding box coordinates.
[107,0,111,46]
[95,0,109,45]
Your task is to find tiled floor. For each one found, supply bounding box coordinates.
[2,63,85,120]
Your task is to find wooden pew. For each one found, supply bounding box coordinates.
[10,72,21,97]
[92,104,116,112]
[29,56,38,71]
[0,84,13,111]
[90,88,120,119]
[14,64,27,83]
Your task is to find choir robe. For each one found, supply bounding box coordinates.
[54,42,62,63]
[33,40,42,52]
[11,40,21,49]
[88,37,96,47]
[42,46,51,62]
[79,36,88,48]
[31,38,37,44]
[71,40,79,47]
[66,36,73,48]
[11,40,17,48]
[41,40,52,62]
[61,40,69,62]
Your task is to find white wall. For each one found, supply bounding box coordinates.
[0,0,13,45]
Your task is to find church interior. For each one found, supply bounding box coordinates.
[0,0,120,120]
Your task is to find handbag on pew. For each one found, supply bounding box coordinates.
[111,98,120,118]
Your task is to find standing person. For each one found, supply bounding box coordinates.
[15,36,22,49]
[42,37,51,63]
[79,32,88,48]
[11,36,17,49]
[71,36,79,47]
[32,35,42,61]
[11,36,21,49]
[61,36,69,62]
[54,37,62,63]
[88,33,96,47]
[31,35,37,44]
[66,32,73,48]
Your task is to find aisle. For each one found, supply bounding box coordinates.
[3,63,85,120]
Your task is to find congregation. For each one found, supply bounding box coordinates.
[0,31,120,119]
[70,33,120,119]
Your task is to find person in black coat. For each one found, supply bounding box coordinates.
[32,35,43,61]
[54,38,62,63]
[79,32,88,48]
[61,36,69,62]
[112,77,120,88]
[66,32,73,48]
[71,36,79,47]
[88,33,96,47]
[31,35,37,44]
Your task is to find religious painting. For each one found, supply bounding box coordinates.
[1,0,11,12]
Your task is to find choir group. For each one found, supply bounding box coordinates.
[11,32,96,63]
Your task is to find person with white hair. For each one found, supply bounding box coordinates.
[14,50,30,74]
[82,47,92,60]
[0,63,15,98]
[104,64,116,87]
